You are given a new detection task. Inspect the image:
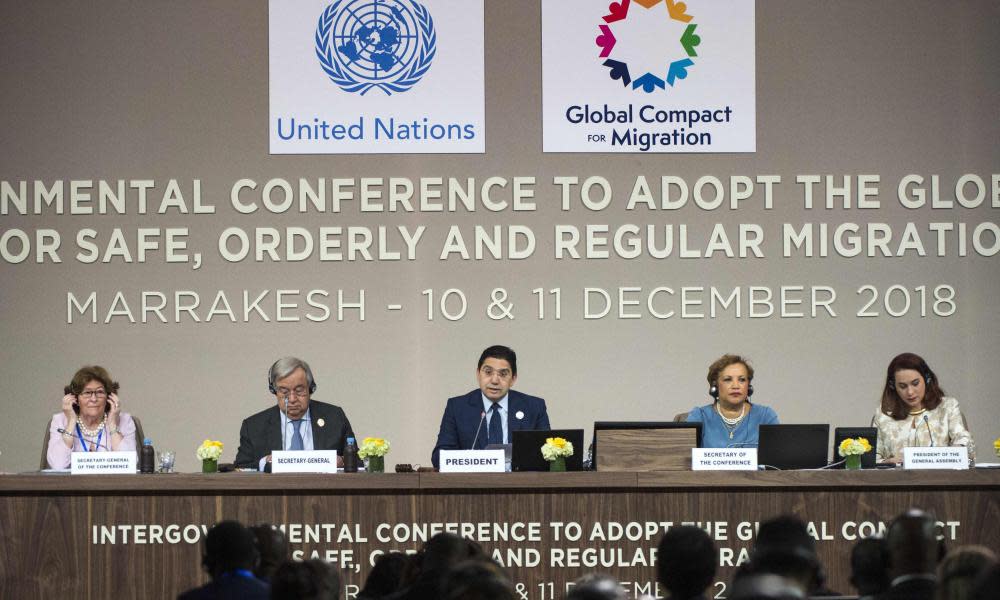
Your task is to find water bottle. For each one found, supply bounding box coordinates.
[343,437,359,473]
[140,438,155,473]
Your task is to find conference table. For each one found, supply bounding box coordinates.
[1,469,997,599]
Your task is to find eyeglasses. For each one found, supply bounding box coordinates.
[79,390,107,399]
[276,386,309,398]
[480,367,512,380]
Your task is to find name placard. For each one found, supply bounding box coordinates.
[71,451,137,474]
[903,447,969,470]
[692,448,758,471]
[272,450,338,473]
[439,450,506,473]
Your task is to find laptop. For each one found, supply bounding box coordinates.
[758,424,830,470]
[511,429,585,472]
[832,427,878,469]
[592,421,703,471]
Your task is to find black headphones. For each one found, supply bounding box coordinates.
[267,360,317,395]
[710,383,754,400]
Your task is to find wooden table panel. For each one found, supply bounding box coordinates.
[0,470,997,599]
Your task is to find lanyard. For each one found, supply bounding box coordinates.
[75,423,104,452]
[221,569,255,579]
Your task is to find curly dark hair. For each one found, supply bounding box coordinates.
[706,354,754,388]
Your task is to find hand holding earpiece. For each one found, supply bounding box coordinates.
[62,393,77,422]
[107,392,122,428]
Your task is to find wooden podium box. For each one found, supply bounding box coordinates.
[595,427,699,471]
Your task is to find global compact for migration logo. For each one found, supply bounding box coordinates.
[314,0,436,96]
[596,0,701,93]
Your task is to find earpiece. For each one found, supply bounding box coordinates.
[267,361,278,394]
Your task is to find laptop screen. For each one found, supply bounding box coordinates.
[758,424,830,470]
[511,429,585,472]
[832,427,878,468]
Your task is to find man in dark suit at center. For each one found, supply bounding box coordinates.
[431,345,550,469]
[878,509,940,600]
[234,356,354,471]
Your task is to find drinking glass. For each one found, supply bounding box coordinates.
[158,450,176,473]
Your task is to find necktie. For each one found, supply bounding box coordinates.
[290,419,304,450]
[487,404,503,446]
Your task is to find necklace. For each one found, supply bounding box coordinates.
[716,402,747,439]
[78,413,107,437]
[908,408,927,416]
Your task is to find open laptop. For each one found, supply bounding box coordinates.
[758,424,830,470]
[831,427,878,469]
[592,421,703,471]
[511,429,584,472]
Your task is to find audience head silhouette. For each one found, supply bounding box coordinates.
[271,558,340,600]
[202,520,259,579]
[657,525,717,600]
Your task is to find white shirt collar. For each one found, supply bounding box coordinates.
[482,394,509,413]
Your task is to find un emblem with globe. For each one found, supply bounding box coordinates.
[315,0,436,96]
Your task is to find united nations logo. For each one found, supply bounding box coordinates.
[315,0,437,96]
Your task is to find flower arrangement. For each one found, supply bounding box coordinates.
[994,436,999,458]
[358,437,390,473]
[541,437,574,461]
[196,439,224,461]
[358,437,390,459]
[838,437,873,457]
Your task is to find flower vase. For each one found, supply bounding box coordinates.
[202,458,218,473]
[845,454,862,471]
[549,457,566,472]
[367,456,385,473]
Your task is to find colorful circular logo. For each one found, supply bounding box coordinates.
[595,0,702,93]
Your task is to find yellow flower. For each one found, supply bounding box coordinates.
[541,438,573,461]
[838,437,872,457]
[994,436,1000,456]
[358,437,390,459]
[196,439,224,461]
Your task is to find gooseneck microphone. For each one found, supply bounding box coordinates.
[923,414,935,446]
[281,393,289,453]
[58,428,111,451]
[470,411,487,450]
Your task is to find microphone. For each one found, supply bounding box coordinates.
[470,411,487,450]
[58,428,111,451]
[923,414,935,446]
[281,393,289,452]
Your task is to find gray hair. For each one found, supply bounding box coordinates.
[268,357,316,393]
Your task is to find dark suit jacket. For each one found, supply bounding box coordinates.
[177,575,270,600]
[431,389,550,468]
[877,576,936,600]
[234,400,354,469]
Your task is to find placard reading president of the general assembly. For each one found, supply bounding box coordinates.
[269,0,485,154]
[542,0,755,153]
